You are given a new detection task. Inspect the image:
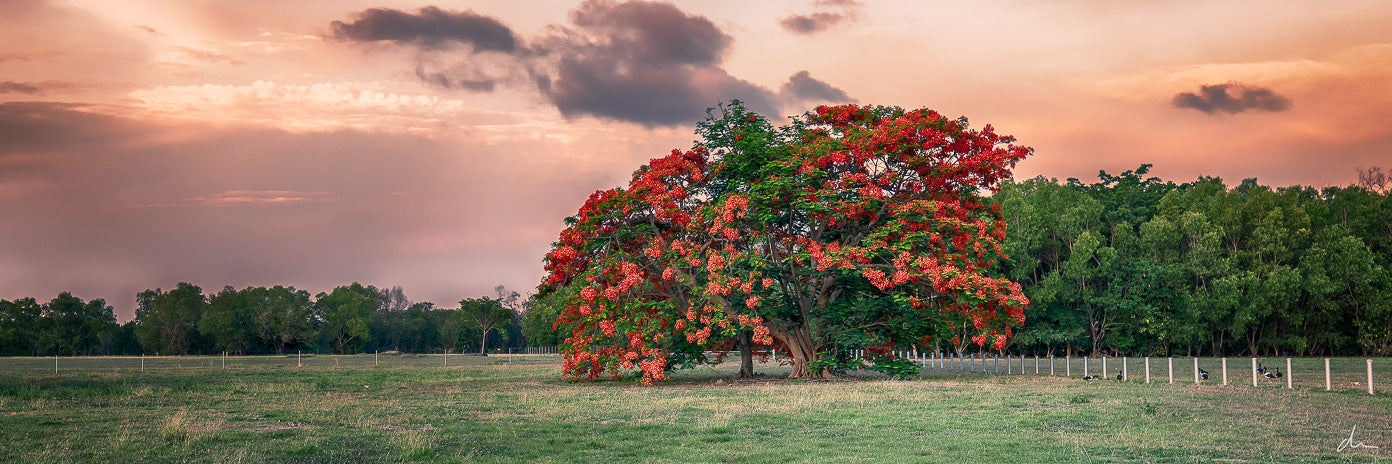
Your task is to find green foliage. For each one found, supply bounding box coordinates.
[806,351,864,376]
[999,170,1392,357]
[866,355,921,379]
[314,283,377,354]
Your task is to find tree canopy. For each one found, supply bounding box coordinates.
[541,102,1033,383]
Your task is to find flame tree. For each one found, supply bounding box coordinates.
[541,102,1032,383]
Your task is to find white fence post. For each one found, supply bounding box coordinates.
[1286,358,1292,389]
[1325,358,1332,391]
[1145,357,1150,384]
[1369,359,1375,395]
[1193,357,1199,384]
[1222,358,1228,385]
[1252,358,1258,387]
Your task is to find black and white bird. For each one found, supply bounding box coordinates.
[1083,374,1097,381]
[1274,368,1283,379]
[1198,367,1209,381]
[1116,369,1125,381]
[1257,363,1267,375]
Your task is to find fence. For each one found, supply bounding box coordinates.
[850,349,1384,395]
[3,347,561,374]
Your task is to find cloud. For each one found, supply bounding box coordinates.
[0,102,142,158]
[326,1,855,126]
[0,81,42,94]
[780,0,862,35]
[188,190,334,207]
[780,12,847,35]
[780,70,855,105]
[533,0,779,125]
[1172,83,1292,115]
[127,80,479,133]
[330,6,520,53]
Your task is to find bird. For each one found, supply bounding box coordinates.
[1263,369,1277,385]
[1083,374,1097,381]
[1116,369,1124,381]
[1198,367,1209,381]
[1257,363,1267,374]
[1274,368,1283,379]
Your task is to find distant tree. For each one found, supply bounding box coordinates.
[0,297,43,356]
[1357,166,1389,194]
[459,297,512,354]
[315,283,377,354]
[257,285,314,354]
[134,283,205,355]
[371,286,413,352]
[201,286,257,355]
[520,293,563,348]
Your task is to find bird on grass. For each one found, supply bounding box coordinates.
[1195,367,1209,389]
[1116,369,1125,381]
[1082,374,1097,382]
[1263,369,1278,385]
[1257,363,1267,375]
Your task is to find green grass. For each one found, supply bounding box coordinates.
[1,354,1388,463]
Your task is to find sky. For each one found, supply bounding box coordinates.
[3,0,1391,321]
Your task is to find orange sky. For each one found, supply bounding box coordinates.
[3,0,1391,320]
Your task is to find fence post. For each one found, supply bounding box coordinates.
[1325,358,1332,391]
[1067,355,1072,377]
[1193,357,1199,384]
[1168,357,1173,384]
[222,352,225,369]
[1103,357,1108,379]
[54,353,58,373]
[1222,358,1228,385]
[1007,355,1012,374]
[1123,357,1128,381]
[1050,355,1054,376]
[1369,359,1375,395]
[1145,357,1150,384]
[142,353,145,372]
[1286,357,1292,389]
[1252,358,1258,387]
[444,349,448,366]
[298,350,301,367]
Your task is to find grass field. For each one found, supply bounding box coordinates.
[1,354,1388,463]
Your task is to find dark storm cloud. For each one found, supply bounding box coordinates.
[0,81,43,94]
[781,70,854,104]
[1172,83,1292,115]
[0,102,138,156]
[780,12,847,35]
[330,1,856,126]
[537,0,781,126]
[780,0,861,35]
[413,64,495,92]
[330,6,520,53]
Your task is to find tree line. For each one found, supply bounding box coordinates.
[0,283,565,356]
[997,165,1392,357]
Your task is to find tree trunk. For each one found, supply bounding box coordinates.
[480,328,489,355]
[737,330,755,379]
[771,324,829,379]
